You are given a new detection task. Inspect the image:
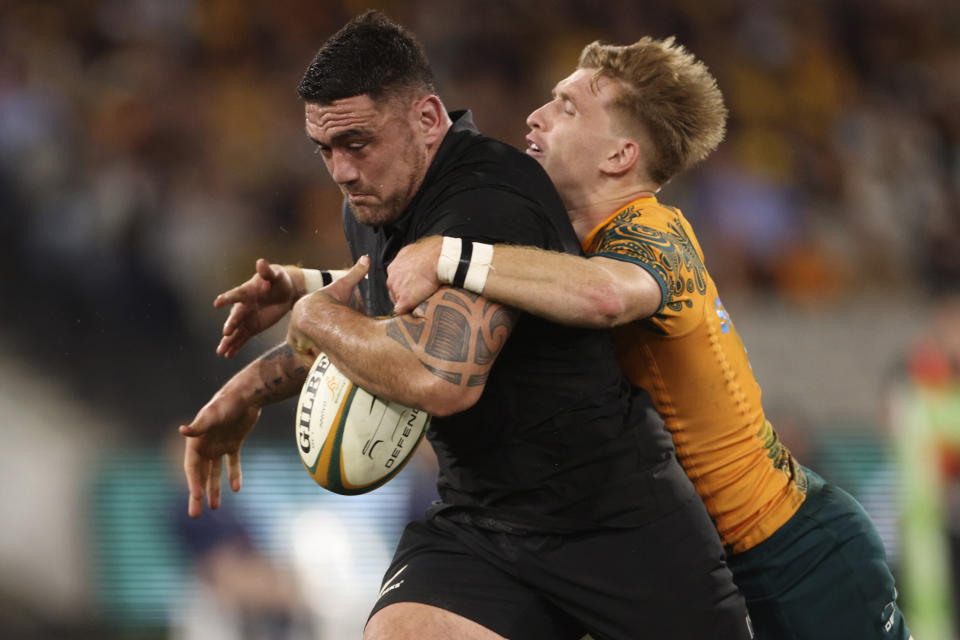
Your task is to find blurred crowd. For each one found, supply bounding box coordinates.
[1,0,958,432]
[1,2,958,637]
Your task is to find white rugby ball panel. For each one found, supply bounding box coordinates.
[295,353,347,472]
[295,352,429,495]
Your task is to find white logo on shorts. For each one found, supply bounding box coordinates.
[883,601,896,632]
[377,564,408,601]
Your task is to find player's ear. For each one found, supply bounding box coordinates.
[416,95,446,145]
[601,138,641,177]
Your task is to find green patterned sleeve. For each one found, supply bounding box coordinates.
[587,217,708,316]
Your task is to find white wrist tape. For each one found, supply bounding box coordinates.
[302,268,350,293]
[437,236,462,285]
[463,241,493,294]
[437,236,493,294]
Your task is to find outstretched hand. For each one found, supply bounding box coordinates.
[215,259,297,358]
[179,391,261,517]
[387,236,444,314]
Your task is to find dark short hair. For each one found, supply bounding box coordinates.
[298,10,436,104]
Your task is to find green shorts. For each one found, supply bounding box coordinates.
[727,468,910,639]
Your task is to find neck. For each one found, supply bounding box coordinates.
[407,116,453,204]
[564,182,658,242]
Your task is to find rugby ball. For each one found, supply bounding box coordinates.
[295,352,430,495]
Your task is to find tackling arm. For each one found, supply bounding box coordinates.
[388,236,662,328]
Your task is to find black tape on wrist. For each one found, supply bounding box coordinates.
[320,270,334,286]
[452,241,473,289]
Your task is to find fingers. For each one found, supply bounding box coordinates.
[340,255,370,289]
[216,334,232,358]
[218,301,254,356]
[287,324,319,357]
[214,258,274,308]
[214,285,247,309]
[320,255,370,306]
[393,297,413,315]
[226,452,243,492]
[256,258,278,281]
[391,277,432,315]
[391,276,414,314]
[184,446,209,518]
[222,301,248,336]
[179,410,211,438]
[207,457,222,510]
[392,285,409,314]
[217,325,251,358]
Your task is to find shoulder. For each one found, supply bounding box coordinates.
[592,202,694,259]
[596,203,702,257]
[591,203,710,315]
[439,130,554,193]
[418,135,576,252]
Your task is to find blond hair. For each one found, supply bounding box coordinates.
[579,37,727,185]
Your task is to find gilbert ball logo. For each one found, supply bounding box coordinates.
[297,355,332,455]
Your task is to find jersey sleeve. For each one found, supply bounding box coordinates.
[589,211,709,332]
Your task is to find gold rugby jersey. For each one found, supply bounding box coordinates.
[582,196,808,553]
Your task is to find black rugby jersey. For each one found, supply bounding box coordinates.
[342,111,678,532]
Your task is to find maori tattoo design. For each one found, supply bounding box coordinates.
[386,289,518,386]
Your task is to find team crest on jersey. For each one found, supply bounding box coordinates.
[592,208,707,314]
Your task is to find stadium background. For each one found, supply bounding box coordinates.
[0,0,958,638]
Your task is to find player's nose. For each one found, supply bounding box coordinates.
[527,103,547,130]
[330,151,360,185]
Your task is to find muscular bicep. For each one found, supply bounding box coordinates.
[384,286,518,390]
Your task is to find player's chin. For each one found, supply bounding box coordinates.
[525,148,546,164]
[350,202,403,228]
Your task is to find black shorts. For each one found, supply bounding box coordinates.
[369,496,752,640]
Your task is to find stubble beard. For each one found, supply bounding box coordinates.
[349,146,427,228]
[347,199,395,227]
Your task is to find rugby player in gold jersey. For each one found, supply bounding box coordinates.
[386,37,912,640]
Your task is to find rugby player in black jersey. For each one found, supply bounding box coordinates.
[180,11,752,640]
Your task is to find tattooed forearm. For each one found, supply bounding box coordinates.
[251,343,309,403]
[385,288,518,387]
[262,343,296,362]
